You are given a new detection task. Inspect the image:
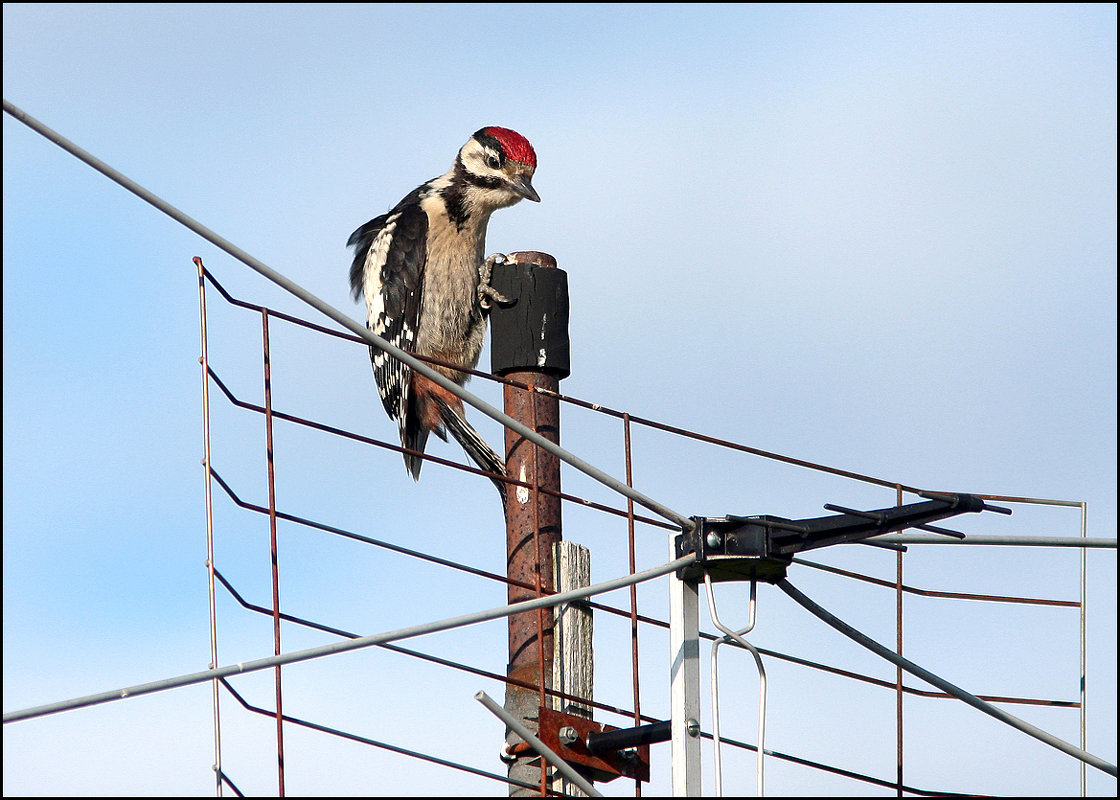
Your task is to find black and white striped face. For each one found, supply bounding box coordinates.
[454,132,540,209]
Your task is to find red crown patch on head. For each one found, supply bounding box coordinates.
[479,126,537,167]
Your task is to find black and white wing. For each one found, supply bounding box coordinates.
[348,195,429,478]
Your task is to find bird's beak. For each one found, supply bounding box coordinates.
[513,175,540,203]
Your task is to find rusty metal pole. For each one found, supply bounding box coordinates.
[490,251,570,796]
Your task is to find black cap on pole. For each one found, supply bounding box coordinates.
[489,252,570,380]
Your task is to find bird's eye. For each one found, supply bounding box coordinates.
[486,155,501,169]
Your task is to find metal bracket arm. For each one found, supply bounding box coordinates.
[676,492,1010,583]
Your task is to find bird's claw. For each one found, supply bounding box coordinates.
[479,253,513,310]
[479,285,512,310]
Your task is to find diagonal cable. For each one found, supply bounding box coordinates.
[3,98,692,533]
[3,554,695,723]
[777,578,1117,777]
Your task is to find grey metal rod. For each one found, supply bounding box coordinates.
[2,98,693,533]
[777,579,1118,777]
[195,260,224,795]
[4,554,696,724]
[1079,502,1088,796]
[475,691,602,798]
[866,534,1115,548]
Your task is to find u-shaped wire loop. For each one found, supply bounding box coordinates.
[705,572,767,796]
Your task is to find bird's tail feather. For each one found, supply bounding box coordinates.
[402,413,431,481]
[434,396,508,515]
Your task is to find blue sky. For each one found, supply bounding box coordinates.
[3,3,1116,796]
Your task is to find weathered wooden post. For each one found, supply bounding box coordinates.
[552,540,593,796]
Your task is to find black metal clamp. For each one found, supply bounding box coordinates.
[675,491,1012,584]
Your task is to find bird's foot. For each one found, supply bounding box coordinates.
[478,253,513,310]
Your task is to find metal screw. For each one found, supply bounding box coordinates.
[686,718,700,738]
[558,725,579,746]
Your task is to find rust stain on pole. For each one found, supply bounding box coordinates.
[504,379,561,662]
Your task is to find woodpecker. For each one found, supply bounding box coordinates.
[348,127,539,509]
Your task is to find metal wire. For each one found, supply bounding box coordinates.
[793,556,1082,607]
[212,566,647,724]
[210,512,1086,794]
[203,512,1066,797]
[259,309,286,795]
[202,349,676,532]
[195,259,224,796]
[4,96,690,533]
[776,579,1118,777]
[2,554,696,724]
[238,581,982,798]
[196,266,1120,548]
[704,575,766,796]
[869,533,1114,547]
[7,97,1112,797]
[207,453,1086,712]
[220,680,548,795]
[195,260,1107,796]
